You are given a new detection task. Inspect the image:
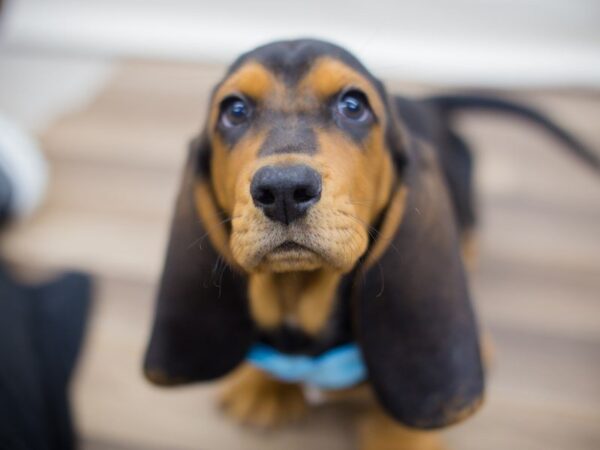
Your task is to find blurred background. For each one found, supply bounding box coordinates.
[0,0,599,449]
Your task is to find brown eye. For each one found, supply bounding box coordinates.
[337,90,371,122]
[221,96,250,127]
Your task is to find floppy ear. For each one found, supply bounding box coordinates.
[143,136,254,385]
[356,138,484,428]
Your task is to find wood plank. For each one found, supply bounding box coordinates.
[74,277,600,450]
[1,209,168,283]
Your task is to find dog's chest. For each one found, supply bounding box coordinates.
[256,277,354,357]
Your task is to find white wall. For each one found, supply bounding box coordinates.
[2,0,600,87]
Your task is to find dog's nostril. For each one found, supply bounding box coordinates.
[256,188,275,205]
[293,187,315,203]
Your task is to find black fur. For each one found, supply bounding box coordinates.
[144,147,255,384]
[259,115,318,156]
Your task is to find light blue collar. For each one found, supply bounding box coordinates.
[247,343,366,390]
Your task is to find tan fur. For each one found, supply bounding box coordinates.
[248,269,341,335]
[327,386,449,450]
[229,149,379,273]
[294,269,342,334]
[248,272,283,328]
[220,363,307,427]
[210,130,266,215]
[359,408,447,450]
[362,185,408,271]
[144,369,185,386]
[323,382,372,404]
[463,232,495,376]
[480,331,495,373]
[213,62,282,108]
[194,181,238,268]
[300,57,387,121]
[461,230,478,271]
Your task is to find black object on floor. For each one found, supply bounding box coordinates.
[0,165,12,227]
[0,265,92,450]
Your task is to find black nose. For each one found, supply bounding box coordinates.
[250,165,322,225]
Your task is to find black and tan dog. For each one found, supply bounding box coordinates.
[144,39,599,449]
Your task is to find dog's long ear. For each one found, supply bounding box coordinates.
[356,138,484,428]
[143,136,254,385]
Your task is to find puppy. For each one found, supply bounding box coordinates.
[144,39,599,450]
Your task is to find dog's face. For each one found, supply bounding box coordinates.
[202,41,397,273]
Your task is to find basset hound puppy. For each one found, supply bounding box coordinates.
[143,39,600,450]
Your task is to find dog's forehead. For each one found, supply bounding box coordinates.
[226,39,381,90]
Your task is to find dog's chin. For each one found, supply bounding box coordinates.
[235,238,364,274]
[257,241,325,273]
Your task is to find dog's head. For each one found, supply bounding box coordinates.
[198,40,398,274]
[145,39,484,429]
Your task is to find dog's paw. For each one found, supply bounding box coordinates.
[220,364,307,427]
[359,409,448,450]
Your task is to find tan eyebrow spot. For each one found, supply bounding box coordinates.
[210,61,285,128]
[216,61,277,100]
[299,57,386,121]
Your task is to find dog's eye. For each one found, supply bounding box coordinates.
[337,90,370,122]
[220,97,250,127]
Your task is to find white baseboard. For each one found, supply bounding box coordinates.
[2,0,600,87]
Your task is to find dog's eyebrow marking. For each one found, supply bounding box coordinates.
[211,63,283,149]
[300,57,385,117]
[259,118,318,156]
[214,62,281,105]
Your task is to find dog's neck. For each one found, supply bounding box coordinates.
[248,269,342,336]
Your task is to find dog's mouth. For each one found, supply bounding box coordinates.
[230,204,370,274]
[271,241,309,253]
[262,240,323,272]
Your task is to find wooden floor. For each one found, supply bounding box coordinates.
[2,61,600,450]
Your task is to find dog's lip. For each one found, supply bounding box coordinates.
[271,240,310,253]
[262,239,323,269]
